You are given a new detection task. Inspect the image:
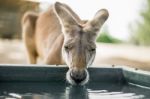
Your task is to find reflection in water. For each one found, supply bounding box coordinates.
[88,90,144,99]
[0,82,149,99]
[65,86,89,99]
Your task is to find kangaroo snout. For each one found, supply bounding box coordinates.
[66,68,89,85]
[70,69,87,84]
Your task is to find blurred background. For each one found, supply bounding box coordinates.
[0,0,150,71]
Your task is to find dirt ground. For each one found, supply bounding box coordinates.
[0,39,150,71]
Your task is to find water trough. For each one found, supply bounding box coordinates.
[0,64,150,99]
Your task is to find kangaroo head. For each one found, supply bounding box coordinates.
[54,2,109,85]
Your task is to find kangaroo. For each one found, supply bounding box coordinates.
[22,2,109,85]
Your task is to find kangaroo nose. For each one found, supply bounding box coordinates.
[70,69,87,84]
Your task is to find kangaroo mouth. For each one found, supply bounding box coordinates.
[66,69,89,85]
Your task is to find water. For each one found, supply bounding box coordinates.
[0,82,150,99]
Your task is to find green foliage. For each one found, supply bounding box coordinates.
[131,0,150,45]
[96,32,122,43]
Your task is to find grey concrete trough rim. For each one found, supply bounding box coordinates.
[0,64,150,88]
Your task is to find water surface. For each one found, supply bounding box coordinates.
[0,82,150,99]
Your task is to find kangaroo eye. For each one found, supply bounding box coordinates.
[64,45,72,50]
[91,48,96,52]
[64,46,69,50]
[90,48,96,52]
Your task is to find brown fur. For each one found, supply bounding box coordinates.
[22,2,109,68]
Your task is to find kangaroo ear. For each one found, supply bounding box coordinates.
[54,2,78,28]
[60,3,82,24]
[83,9,109,34]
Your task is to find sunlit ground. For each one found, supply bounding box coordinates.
[0,39,150,71]
[0,40,26,64]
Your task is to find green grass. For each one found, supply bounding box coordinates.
[96,33,122,43]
